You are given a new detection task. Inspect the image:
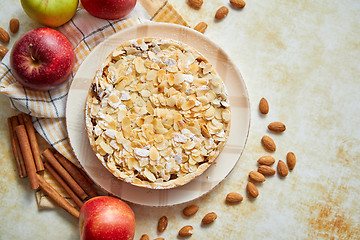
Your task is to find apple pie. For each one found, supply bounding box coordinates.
[85,38,231,189]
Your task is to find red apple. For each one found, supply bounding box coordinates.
[79,196,136,240]
[10,28,75,91]
[81,0,137,20]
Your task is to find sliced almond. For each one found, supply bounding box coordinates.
[149,146,159,161]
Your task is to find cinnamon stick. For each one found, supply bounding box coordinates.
[7,117,25,178]
[17,113,25,125]
[36,173,79,218]
[22,113,44,172]
[15,125,39,189]
[9,116,27,177]
[54,152,98,198]
[44,162,83,208]
[42,149,88,200]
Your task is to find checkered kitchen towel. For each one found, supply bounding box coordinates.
[0,0,189,208]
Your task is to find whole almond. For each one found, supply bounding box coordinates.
[215,6,229,20]
[249,171,266,182]
[286,152,296,170]
[258,165,276,176]
[157,216,168,233]
[0,46,9,59]
[268,122,286,132]
[257,155,275,166]
[9,18,20,34]
[140,234,150,240]
[226,192,243,203]
[179,225,193,237]
[154,238,164,240]
[261,135,276,152]
[246,182,259,198]
[183,205,199,217]
[277,160,288,177]
[0,27,10,44]
[194,22,208,34]
[188,0,203,9]
[230,0,246,8]
[202,212,217,224]
[259,97,269,114]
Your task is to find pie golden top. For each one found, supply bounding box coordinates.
[85,38,231,189]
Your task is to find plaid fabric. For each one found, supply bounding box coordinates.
[1,1,189,208]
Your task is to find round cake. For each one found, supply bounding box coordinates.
[85,38,231,189]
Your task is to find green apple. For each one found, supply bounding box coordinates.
[20,0,79,27]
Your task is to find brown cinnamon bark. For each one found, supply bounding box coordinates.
[10,116,27,177]
[36,173,79,218]
[44,162,83,208]
[7,117,25,178]
[54,152,98,198]
[15,125,39,189]
[22,113,44,172]
[42,149,88,200]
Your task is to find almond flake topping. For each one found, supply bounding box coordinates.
[86,38,231,188]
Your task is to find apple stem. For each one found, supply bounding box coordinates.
[29,43,39,63]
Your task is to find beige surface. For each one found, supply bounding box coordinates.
[1,0,360,239]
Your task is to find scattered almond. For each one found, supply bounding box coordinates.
[268,122,286,132]
[257,155,275,166]
[0,27,10,44]
[286,152,296,170]
[226,192,243,203]
[202,212,217,224]
[249,171,266,182]
[157,216,168,233]
[215,6,229,20]
[194,22,208,34]
[277,160,288,177]
[230,0,246,8]
[258,165,276,176]
[261,135,276,152]
[9,18,20,34]
[0,46,8,59]
[246,182,259,198]
[140,234,150,240]
[178,225,193,237]
[183,205,199,217]
[188,0,203,9]
[259,97,269,114]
